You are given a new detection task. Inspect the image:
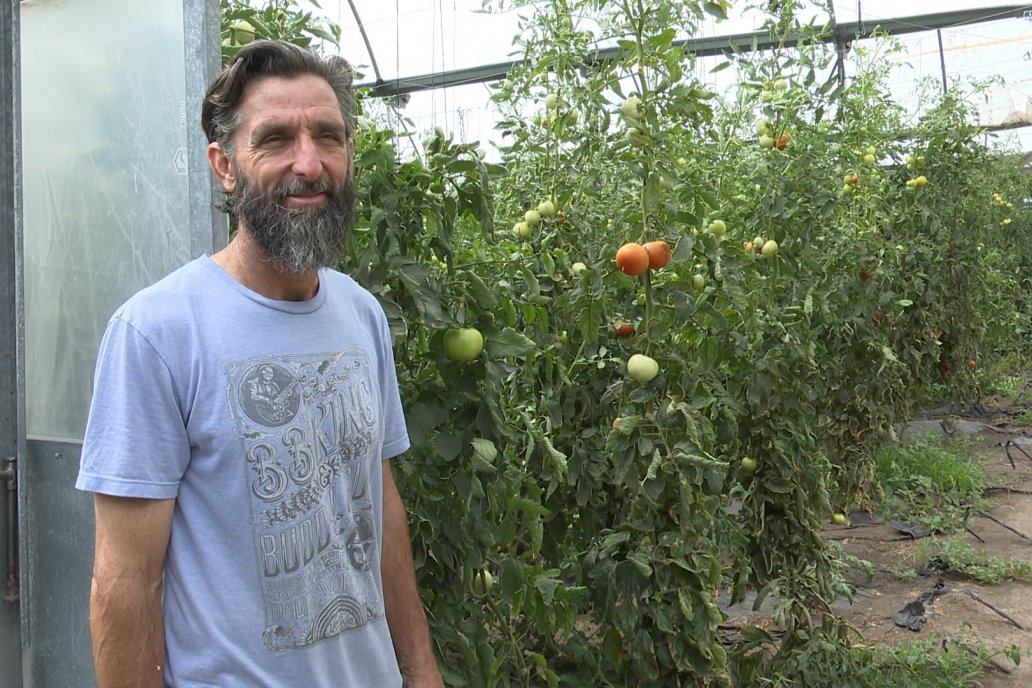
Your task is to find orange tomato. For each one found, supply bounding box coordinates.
[643,241,671,270]
[615,242,650,276]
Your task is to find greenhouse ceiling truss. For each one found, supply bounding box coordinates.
[352,2,1032,134]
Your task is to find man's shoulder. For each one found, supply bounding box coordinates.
[111,257,214,327]
[320,268,384,312]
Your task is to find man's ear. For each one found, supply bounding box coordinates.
[207,142,236,193]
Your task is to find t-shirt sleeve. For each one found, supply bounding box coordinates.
[377,313,410,461]
[76,316,191,498]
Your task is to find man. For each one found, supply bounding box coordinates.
[76,40,444,687]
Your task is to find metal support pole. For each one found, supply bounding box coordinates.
[937,29,948,94]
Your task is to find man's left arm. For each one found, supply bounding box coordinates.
[381,459,444,687]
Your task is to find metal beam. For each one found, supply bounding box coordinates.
[0,0,24,683]
[357,4,1032,99]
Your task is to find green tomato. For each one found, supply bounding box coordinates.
[571,261,587,275]
[692,274,706,290]
[229,20,256,45]
[773,78,789,91]
[544,92,558,110]
[537,199,555,217]
[524,209,542,226]
[512,221,531,238]
[758,135,776,149]
[741,457,758,472]
[761,239,778,258]
[626,127,649,148]
[831,513,847,525]
[621,95,643,120]
[627,354,659,383]
[708,219,727,238]
[472,569,494,596]
[443,328,484,363]
[863,153,876,165]
[755,119,771,137]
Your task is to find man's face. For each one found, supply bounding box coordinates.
[213,74,355,274]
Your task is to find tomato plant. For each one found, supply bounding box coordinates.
[232,1,1032,685]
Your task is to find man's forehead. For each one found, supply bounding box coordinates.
[237,74,343,122]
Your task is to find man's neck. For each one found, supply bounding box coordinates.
[211,231,320,302]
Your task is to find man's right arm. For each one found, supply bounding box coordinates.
[89,494,175,688]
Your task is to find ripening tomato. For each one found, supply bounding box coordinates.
[873,310,883,322]
[612,322,635,337]
[966,359,976,369]
[643,241,671,270]
[615,242,650,276]
[776,134,789,150]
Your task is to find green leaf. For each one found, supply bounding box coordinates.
[602,530,631,549]
[466,271,498,311]
[627,552,653,578]
[391,256,450,328]
[470,438,498,473]
[485,327,537,358]
[437,431,463,462]
[407,402,449,446]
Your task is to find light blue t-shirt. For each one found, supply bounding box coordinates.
[77,255,409,687]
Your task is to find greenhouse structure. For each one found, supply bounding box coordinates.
[3,0,1032,686]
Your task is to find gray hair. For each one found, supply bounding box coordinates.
[201,40,354,161]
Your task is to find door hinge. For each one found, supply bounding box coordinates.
[2,456,17,603]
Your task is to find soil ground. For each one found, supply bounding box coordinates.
[723,401,1032,686]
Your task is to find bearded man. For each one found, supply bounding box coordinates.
[76,40,443,688]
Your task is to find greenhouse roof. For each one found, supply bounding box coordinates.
[305,1,1032,155]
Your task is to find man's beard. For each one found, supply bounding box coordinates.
[225,167,355,274]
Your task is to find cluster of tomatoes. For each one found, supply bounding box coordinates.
[614,240,671,276]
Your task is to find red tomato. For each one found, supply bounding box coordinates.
[612,322,635,337]
[643,241,671,270]
[615,243,650,276]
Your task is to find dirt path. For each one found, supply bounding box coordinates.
[727,416,1032,685]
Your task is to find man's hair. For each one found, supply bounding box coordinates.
[201,40,354,160]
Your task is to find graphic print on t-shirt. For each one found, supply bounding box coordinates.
[224,351,384,652]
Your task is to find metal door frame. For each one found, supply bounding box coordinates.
[1,0,24,678]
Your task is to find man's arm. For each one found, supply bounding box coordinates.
[89,494,175,688]
[381,460,444,687]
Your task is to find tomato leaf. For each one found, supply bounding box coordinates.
[485,327,537,358]
[391,256,450,328]
[470,438,498,473]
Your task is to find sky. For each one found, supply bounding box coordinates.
[303,1,1032,157]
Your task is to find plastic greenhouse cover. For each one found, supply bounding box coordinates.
[308,0,1032,155]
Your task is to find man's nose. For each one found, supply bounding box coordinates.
[290,136,323,180]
